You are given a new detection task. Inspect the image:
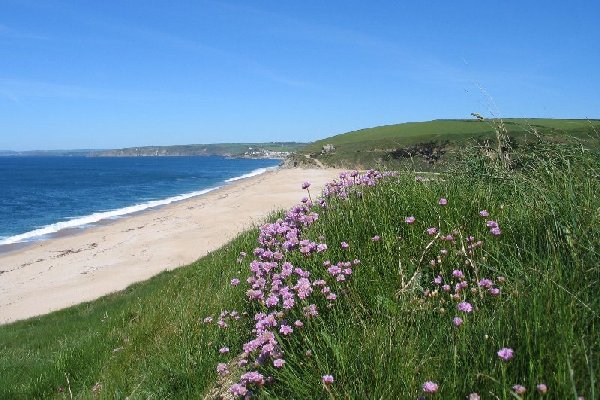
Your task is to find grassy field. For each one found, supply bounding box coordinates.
[1,129,599,399]
[288,118,600,169]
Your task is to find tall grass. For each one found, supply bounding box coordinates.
[251,142,599,399]
[1,141,598,399]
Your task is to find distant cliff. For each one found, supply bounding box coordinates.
[91,143,306,159]
[1,143,307,159]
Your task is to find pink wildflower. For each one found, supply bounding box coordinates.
[512,384,526,394]
[340,241,349,249]
[438,197,448,205]
[273,358,285,368]
[302,181,311,189]
[219,347,229,354]
[279,325,293,335]
[216,363,229,376]
[457,302,473,313]
[327,265,342,275]
[217,320,228,329]
[452,269,464,279]
[427,227,437,235]
[422,381,439,393]
[241,371,265,386]
[303,304,318,317]
[497,347,514,361]
[203,317,213,324]
[490,227,502,236]
[294,320,304,328]
[469,393,481,400]
[453,316,463,327]
[230,278,240,286]
[265,294,279,308]
[489,287,501,296]
[322,375,334,384]
[486,220,499,228]
[229,384,247,396]
[478,278,493,288]
[537,383,548,394]
[372,235,381,241]
[479,210,489,217]
[405,216,415,224]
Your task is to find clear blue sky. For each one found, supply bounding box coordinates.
[1,0,599,150]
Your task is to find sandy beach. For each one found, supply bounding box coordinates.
[0,167,341,324]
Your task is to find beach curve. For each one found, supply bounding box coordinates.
[0,167,342,324]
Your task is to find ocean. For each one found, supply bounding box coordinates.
[0,156,280,248]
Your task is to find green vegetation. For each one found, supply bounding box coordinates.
[289,118,600,169]
[0,230,257,399]
[1,122,599,399]
[93,142,306,158]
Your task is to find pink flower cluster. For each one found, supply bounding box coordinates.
[414,205,507,330]
[202,170,395,397]
[321,170,395,200]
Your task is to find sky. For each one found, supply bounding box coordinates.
[1,1,599,150]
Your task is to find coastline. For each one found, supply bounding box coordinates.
[0,163,279,250]
[0,167,341,324]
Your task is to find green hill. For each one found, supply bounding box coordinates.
[289,118,600,169]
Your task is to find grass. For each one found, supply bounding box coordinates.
[258,144,599,398]
[0,133,599,399]
[290,118,600,169]
[0,230,257,399]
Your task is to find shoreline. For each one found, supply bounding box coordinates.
[0,165,280,251]
[0,167,341,325]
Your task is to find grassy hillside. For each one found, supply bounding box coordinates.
[1,138,598,399]
[288,118,600,169]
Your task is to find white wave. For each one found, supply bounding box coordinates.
[0,165,278,247]
[0,186,222,246]
[225,166,278,183]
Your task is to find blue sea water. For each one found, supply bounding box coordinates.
[0,156,280,247]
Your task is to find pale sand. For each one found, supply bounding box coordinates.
[0,168,342,324]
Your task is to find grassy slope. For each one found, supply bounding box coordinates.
[1,129,599,399]
[260,148,600,398]
[0,230,257,399]
[292,118,600,169]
